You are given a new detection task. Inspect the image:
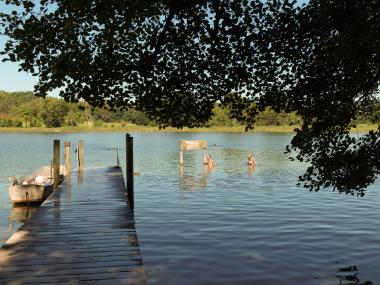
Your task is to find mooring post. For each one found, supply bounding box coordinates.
[50,160,53,179]
[116,145,120,167]
[126,134,130,184]
[126,134,134,213]
[53,140,60,190]
[78,140,84,170]
[64,142,71,176]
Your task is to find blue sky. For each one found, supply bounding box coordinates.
[0,2,38,92]
[0,0,309,94]
[0,42,38,92]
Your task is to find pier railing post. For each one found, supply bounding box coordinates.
[126,134,130,185]
[53,140,60,190]
[64,142,71,176]
[116,145,120,167]
[78,140,84,170]
[126,134,134,213]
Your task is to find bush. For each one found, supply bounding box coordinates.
[0,119,22,127]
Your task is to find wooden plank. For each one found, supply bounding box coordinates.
[3,243,141,253]
[179,139,207,150]
[0,265,143,278]
[0,251,142,264]
[0,167,146,285]
[0,256,142,268]
[0,271,146,284]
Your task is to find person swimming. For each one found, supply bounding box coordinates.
[247,152,256,167]
[207,154,216,169]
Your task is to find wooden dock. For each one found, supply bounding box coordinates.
[0,167,146,285]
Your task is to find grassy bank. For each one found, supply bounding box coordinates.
[0,123,377,133]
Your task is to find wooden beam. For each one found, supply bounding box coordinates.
[64,142,71,176]
[125,134,130,186]
[179,140,207,151]
[53,140,60,190]
[116,145,120,167]
[78,140,84,170]
[126,134,134,213]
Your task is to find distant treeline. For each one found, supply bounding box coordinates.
[0,91,377,128]
[0,91,152,128]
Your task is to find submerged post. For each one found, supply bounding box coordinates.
[179,149,184,165]
[126,134,134,213]
[64,142,71,176]
[53,140,60,190]
[78,140,84,170]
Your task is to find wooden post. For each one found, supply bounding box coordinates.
[78,140,84,170]
[179,149,184,165]
[126,134,134,213]
[64,142,71,176]
[53,140,60,190]
[116,145,120,167]
[126,134,130,183]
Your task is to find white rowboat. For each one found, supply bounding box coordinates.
[8,165,66,205]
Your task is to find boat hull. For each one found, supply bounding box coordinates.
[8,165,65,205]
[9,183,53,205]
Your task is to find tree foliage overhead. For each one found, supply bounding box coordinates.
[1,0,379,195]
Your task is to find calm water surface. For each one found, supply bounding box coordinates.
[0,132,379,284]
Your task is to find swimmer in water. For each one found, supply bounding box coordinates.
[207,154,216,169]
[247,152,256,167]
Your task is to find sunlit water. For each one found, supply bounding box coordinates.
[0,132,379,284]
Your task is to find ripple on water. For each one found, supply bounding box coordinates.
[1,133,379,284]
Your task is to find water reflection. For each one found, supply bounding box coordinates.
[8,205,38,230]
[336,265,373,285]
[77,169,84,185]
[1,132,380,284]
[179,165,208,192]
[65,175,71,202]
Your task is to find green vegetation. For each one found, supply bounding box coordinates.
[0,91,154,129]
[0,91,378,133]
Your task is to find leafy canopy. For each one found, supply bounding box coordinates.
[1,0,379,195]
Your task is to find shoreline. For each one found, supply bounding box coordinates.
[0,124,377,133]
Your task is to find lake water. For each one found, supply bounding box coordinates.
[0,132,379,284]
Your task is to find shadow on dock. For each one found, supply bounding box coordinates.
[0,167,146,285]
